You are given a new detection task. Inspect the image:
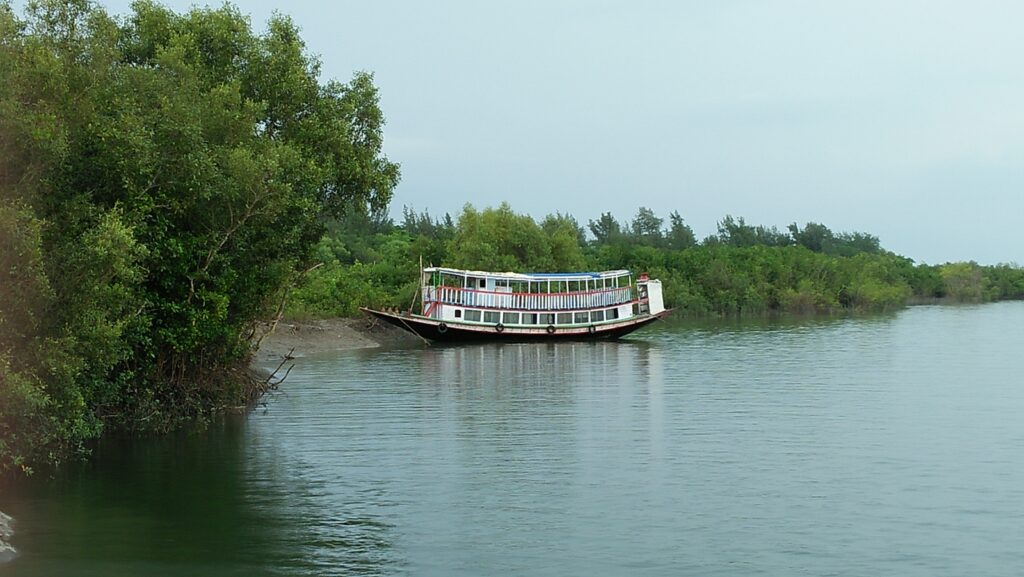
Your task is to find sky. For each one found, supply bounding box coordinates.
[19,0,1024,264]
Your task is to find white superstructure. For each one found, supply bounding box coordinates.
[420,267,665,329]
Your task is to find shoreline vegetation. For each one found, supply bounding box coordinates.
[1,0,1022,477]
[0,0,399,476]
[284,203,1024,322]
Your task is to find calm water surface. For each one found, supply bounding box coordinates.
[3,303,1024,576]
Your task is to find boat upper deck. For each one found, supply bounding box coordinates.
[422,267,637,312]
[423,267,631,283]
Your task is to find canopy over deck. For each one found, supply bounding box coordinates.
[424,267,631,283]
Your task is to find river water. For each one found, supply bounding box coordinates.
[2,303,1024,576]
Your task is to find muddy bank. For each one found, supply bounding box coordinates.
[252,315,420,364]
[0,511,14,563]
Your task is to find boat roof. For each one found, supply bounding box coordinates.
[424,267,631,281]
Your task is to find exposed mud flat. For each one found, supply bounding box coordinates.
[252,316,420,364]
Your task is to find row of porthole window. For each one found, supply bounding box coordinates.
[454,307,621,325]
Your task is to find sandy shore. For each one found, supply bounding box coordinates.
[252,315,421,364]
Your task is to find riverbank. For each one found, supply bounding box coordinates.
[252,315,420,364]
[0,511,14,563]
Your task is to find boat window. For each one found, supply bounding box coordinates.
[522,313,538,325]
[483,311,500,323]
[465,310,482,322]
[502,312,520,324]
[574,312,588,324]
[607,307,619,320]
[591,310,605,322]
[557,313,573,325]
[454,309,462,318]
[479,278,486,289]
[539,313,555,325]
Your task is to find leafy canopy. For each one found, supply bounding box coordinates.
[0,0,399,473]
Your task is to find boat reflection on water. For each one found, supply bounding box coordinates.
[419,340,662,391]
[412,340,667,447]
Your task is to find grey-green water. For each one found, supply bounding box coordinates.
[3,303,1024,576]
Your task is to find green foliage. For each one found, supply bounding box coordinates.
[939,262,985,302]
[629,207,664,247]
[0,203,58,473]
[446,203,585,272]
[788,222,882,256]
[667,211,697,250]
[716,215,789,248]
[541,212,587,249]
[982,264,1024,300]
[588,212,622,245]
[0,0,398,474]
[291,204,1022,325]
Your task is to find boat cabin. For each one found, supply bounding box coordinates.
[420,267,665,329]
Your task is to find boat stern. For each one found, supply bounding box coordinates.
[637,276,666,315]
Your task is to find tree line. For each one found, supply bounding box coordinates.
[286,203,1024,319]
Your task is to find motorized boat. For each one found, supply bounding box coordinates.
[361,266,670,342]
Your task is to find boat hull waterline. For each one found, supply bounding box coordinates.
[362,307,671,342]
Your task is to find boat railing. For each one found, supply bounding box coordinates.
[425,286,633,311]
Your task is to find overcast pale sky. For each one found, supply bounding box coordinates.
[31,1,1024,263]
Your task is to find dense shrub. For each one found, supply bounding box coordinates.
[0,0,398,473]
[288,205,1023,320]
